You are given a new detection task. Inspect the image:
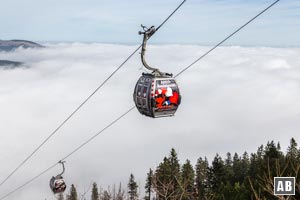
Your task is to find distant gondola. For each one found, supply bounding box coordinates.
[133,25,181,118]
[50,161,67,194]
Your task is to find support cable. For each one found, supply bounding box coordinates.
[175,0,280,78]
[0,0,186,188]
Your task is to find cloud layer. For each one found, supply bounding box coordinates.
[0,44,300,199]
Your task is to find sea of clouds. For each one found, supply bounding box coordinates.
[0,43,300,199]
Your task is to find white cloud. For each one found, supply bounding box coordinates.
[0,44,300,199]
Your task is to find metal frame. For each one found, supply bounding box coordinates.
[139,25,172,77]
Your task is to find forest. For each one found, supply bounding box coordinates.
[57,138,300,200]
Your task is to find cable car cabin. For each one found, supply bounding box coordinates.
[134,25,182,117]
[50,175,67,194]
[133,73,181,118]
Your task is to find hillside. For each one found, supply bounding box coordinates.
[0,60,23,69]
[0,39,43,68]
[0,39,43,51]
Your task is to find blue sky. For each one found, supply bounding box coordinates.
[0,0,299,46]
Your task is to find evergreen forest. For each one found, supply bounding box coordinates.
[57,138,300,200]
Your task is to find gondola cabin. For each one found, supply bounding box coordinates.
[133,73,181,118]
[134,24,182,117]
[50,161,67,194]
[50,175,67,194]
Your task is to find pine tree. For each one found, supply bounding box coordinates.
[263,141,284,178]
[224,152,234,184]
[116,183,125,200]
[210,154,225,199]
[195,157,210,200]
[144,168,153,200]
[181,159,195,200]
[241,152,250,173]
[103,190,111,200]
[168,148,181,197]
[128,174,138,200]
[287,138,300,164]
[248,146,265,199]
[153,149,182,200]
[232,153,242,183]
[239,152,251,198]
[68,184,78,200]
[286,138,300,198]
[153,157,172,199]
[91,182,100,200]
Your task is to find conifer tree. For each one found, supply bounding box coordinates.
[116,183,125,200]
[168,148,181,196]
[68,184,78,200]
[232,153,242,183]
[169,148,181,179]
[153,157,172,199]
[287,138,300,164]
[103,190,111,200]
[91,182,100,200]
[263,141,283,178]
[128,173,138,200]
[241,152,250,182]
[112,184,117,200]
[144,168,153,200]
[181,159,195,200]
[195,157,210,200]
[286,138,300,198]
[224,152,234,184]
[153,149,182,199]
[210,153,225,198]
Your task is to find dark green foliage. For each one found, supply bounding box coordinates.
[286,138,300,176]
[224,153,234,184]
[285,138,300,198]
[68,184,78,200]
[67,138,300,200]
[152,149,182,199]
[116,183,125,200]
[181,159,195,200]
[102,190,111,200]
[128,174,138,200]
[195,157,210,200]
[210,153,226,196]
[91,182,99,200]
[151,139,299,200]
[145,168,153,200]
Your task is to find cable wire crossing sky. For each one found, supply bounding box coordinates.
[0,0,299,46]
[0,0,187,189]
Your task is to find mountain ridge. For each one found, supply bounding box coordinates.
[0,39,43,69]
[0,60,23,69]
[0,39,44,51]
